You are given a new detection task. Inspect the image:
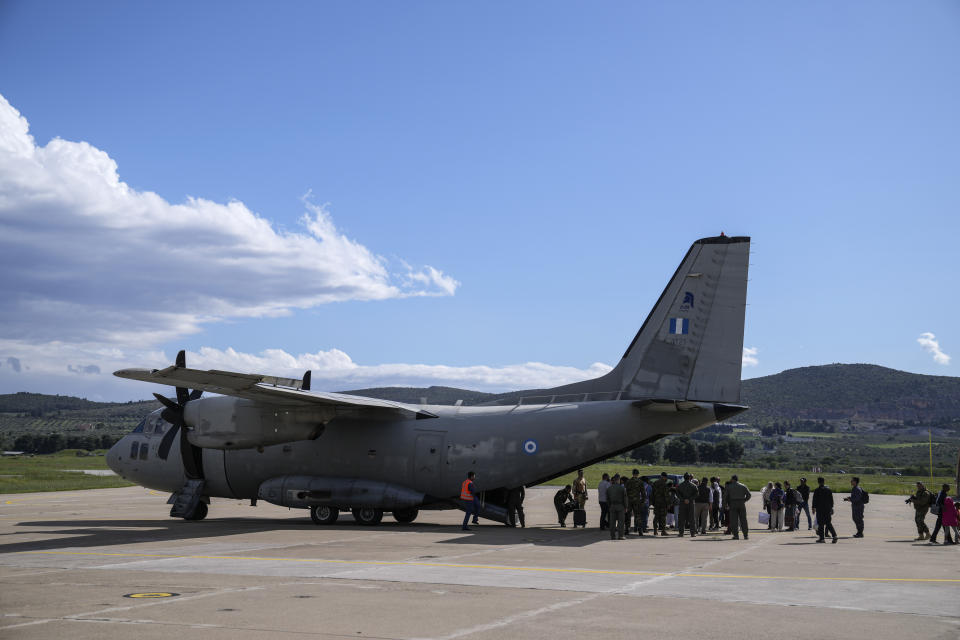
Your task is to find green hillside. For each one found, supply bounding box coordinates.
[741,364,960,425]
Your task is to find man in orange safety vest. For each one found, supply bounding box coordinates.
[461,470,479,531]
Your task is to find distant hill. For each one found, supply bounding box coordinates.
[741,364,960,424]
[0,392,105,414]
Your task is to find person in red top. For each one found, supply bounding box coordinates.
[461,471,479,531]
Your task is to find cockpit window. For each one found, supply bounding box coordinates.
[132,418,145,434]
[154,419,165,434]
[139,442,149,460]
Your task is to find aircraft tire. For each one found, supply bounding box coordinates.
[184,502,208,521]
[352,507,383,525]
[392,508,419,523]
[310,505,339,525]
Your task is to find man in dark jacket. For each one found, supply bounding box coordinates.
[784,480,798,531]
[506,485,525,528]
[843,477,866,537]
[676,473,698,537]
[652,472,670,536]
[606,474,628,540]
[928,484,951,544]
[554,485,573,527]
[797,477,812,530]
[812,477,838,543]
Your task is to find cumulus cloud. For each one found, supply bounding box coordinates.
[0,93,458,348]
[186,346,613,391]
[742,346,759,367]
[917,332,950,365]
[0,339,612,399]
[0,94,617,401]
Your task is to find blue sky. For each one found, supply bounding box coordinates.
[0,1,957,400]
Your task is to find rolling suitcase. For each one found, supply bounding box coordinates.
[573,508,587,528]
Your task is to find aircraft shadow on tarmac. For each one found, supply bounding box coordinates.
[2,518,612,554]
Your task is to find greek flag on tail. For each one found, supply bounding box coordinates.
[668,318,689,335]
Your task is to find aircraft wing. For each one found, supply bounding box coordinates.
[114,366,437,418]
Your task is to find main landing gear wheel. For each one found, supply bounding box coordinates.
[184,502,208,521]
[310,505,339,525]
[392,508,419,524]
[352,507,383,525]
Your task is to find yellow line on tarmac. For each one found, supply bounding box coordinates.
[17,550,960,584]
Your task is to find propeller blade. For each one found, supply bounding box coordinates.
[176,385,189,406]
[175,349,186,368]
[153,393,179,411]
[160,408,181,425]
[302,370,311,391]
[157,422,181,460]
[188,389,203,401]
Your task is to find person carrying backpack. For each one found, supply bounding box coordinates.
[906,482,933,540]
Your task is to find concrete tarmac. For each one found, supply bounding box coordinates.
[1,486,958,639]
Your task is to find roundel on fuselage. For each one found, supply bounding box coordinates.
[523,439,538,455]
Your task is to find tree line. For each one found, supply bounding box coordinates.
[631,435,745,465]
[10,433,121,454]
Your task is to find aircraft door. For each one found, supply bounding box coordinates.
[413,431,445,492]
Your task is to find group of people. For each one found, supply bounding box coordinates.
[581,471,883,544]
[756,476,866,540]
[577,470,755,540]
[461,469,960,545]
[906,482,959,544]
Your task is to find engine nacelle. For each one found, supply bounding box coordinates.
[183,396,334,450]
[258,475,426,510]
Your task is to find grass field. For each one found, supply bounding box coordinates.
[546,462,955,496]
[0,450,133,493]
[866,442,943,449]
[1,452,954,497]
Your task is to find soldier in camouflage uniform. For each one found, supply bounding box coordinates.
[905,481,932,541]
[626,469,646,536]
[652,471,670,536]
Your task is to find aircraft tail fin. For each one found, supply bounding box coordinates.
[550,235,750,403]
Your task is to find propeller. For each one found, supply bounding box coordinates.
[154,351,203,474]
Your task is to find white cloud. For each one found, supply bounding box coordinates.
[0,93,458,349]
[0,339,613,400]
[917,332,951,366]
[742,346,759,367]
[0,93,607,401]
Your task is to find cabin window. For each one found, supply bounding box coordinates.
[130,441,139,458]
[139,443,149,460]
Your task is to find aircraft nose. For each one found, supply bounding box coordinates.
[106,438,123,475]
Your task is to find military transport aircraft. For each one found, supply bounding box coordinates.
[108,234,750,525]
